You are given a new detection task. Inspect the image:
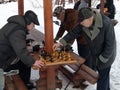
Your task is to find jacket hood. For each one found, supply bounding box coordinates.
[7,15,26,27]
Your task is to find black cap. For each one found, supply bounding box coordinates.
[78,7,94,23]
[24,10,40,25]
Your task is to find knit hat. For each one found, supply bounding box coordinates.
[78,7,94,22]
[24,10,40,25]
[53,6,65,17]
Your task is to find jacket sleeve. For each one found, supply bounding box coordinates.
[8,29,35,67]
[60,25,82,46]
[55,23,66,41]
[107,5,115,19]
[99,17,116,63]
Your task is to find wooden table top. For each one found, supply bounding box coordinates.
[31,51,85,70]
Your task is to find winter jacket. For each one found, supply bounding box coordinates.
[74,1,81,10]
[0,15,35,70]
[55,9,78,44]
[96,1,116,19]
[60,10,116,70]
[73,0,89,10]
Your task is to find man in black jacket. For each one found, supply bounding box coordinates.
[96,0,115,19]
[0,10,44,89]
[53,7,116,90]
[96,0,118,26]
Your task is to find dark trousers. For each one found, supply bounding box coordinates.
[4,60,31,84]
[97,66,111,90]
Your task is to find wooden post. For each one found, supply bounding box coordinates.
[18,0,24,15]
[43,0,54,54]
[43,0,55,90]
[100,0,104,14]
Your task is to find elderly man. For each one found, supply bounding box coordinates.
[0,10,44,90]
[53,7,116,90]
[53,6,78,44]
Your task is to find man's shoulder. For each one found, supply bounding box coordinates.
[65,9,78,18]
[66,9,78,13]
[101,14,111,23]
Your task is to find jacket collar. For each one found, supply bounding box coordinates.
[83,10,103,40]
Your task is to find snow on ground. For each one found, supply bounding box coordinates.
[0,0,120,90]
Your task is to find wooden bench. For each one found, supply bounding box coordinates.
[59,63,99,89]
[4,74,28,90]
[36,66,62,90]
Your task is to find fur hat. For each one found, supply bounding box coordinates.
[78,7,94,22]
[53,6,65,17]
[24,10,40,25]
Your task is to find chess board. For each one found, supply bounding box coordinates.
[32,51,85,69]
[46,51,77,65]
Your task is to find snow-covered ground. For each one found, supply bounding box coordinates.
[0,0,120,90]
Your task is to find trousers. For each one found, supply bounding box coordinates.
[97,66,111,90]
[0,69,4,90]
[4,60,31,84]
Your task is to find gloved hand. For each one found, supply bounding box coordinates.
[60,45,73,51]
[54,36,60,42]
[33,45,40,52]
[53,21,60,26]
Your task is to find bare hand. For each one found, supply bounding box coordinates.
[33,60,44,69]
[53,42,63,50]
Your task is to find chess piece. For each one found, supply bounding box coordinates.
[67,52,71,61]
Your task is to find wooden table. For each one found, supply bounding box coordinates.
[32,51,85,90]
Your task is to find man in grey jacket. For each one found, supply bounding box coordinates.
[0,10,44,89]
[53,7,116,90]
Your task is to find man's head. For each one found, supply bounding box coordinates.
[53,6,65,17]
[24,10,40,30]
[24,10,40,25]
[53,6,65,21]
[78,7,94,27]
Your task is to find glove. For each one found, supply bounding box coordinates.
[53,21,60,26]
[54,36,60,42]
[60,45,73,51]
[33,45,40,52]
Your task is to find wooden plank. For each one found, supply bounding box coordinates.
[4,75,28,90]
[18,0,24,15]
[11,75,28,90]
[60,64,99,84]
[100,0,104,14]
[44,0,54,54]
[80,64,99,79]
[45,60,77,66]
[36,76,62,90]
[47,66,56,90]
[32,52,85,68]
[4,75,15,90]
[33,51,85,90]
